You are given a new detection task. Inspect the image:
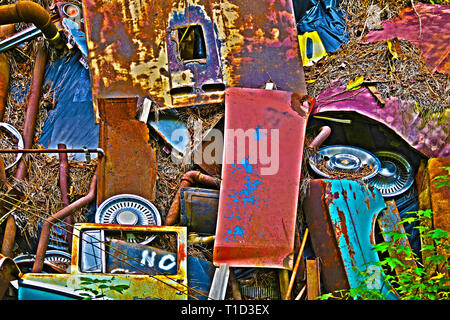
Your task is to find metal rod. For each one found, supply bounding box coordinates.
[58,143,73,252]
[0,148,104,156]
[32,171,98,273]
[294,285,307,300]
[1,40,46,257]
[284,228,309,300]
[308,126,331,149]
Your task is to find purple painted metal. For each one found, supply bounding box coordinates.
[213,87,310,269]
[312,85,449,158]
[365,3,450,74]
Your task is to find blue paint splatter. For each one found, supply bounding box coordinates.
[240,158,256,174]
[233,225,245,237]
[254,126,267,141]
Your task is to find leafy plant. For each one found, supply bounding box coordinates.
[318,209,449,300]
[432,166,450,189]
[76,277,130,300]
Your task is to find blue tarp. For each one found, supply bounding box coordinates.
[296,0,349,53]
[187,256,215,300]
[39,52,98,161]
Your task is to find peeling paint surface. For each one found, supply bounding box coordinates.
[19,224,188,300]
[319,179,398,299]
[213,87,308,269]
[82,0,306,118]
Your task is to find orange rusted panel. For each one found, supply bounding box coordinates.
[97,98,157,206]
[428,157,450,233]
[82,0,306,119]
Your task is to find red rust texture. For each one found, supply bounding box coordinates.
[96,98,157,206]
[1,40,47,257]
[58,144,73,251]
[164,170,221,226]
[378,200,417,275]
[81,0,306,117]
[427,157,450,234]
[303,180,350,293]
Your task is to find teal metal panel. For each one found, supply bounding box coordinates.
[324,179,399,300]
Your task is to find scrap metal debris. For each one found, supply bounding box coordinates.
[0,0,448,303]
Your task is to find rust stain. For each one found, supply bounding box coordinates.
[96,98,157,206]
[82,0,305,120]
[364,198,371,210]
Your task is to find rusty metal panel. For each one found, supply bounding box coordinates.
[303,179,349,293]
[427,157,450,234]
[378,200,417,276]
[81,0,306,117]
[180,187,219,235]
[96,98,157,206]
[306,258,321,300]
[216,0,306,94]
[213,87,309,269]
[305,179,399,299]
[19,224,188,300]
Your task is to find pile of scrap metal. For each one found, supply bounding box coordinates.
[0,0,447,301]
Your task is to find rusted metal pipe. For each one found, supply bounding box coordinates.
[308,126,331,148]
[32,171,97,273]
[0,24,13,122]
[0,147,104,156]
[58,143,73,251]
[164,170,221,226]
[0,1,65,50]
[15,39,46,181]
[1,39,46,257]
[0,52,9,121]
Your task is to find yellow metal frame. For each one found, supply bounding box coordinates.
[20,223,188,300]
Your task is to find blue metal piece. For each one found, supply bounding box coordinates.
[62,18,88,58]
[39,52,99,161]
[18,279,84,300]
[187,256,215,300]
[324,179,399,300]
[180,187,219,235]
[105,239,178,275]
[296,0,348,53]
[148,111,190,154]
